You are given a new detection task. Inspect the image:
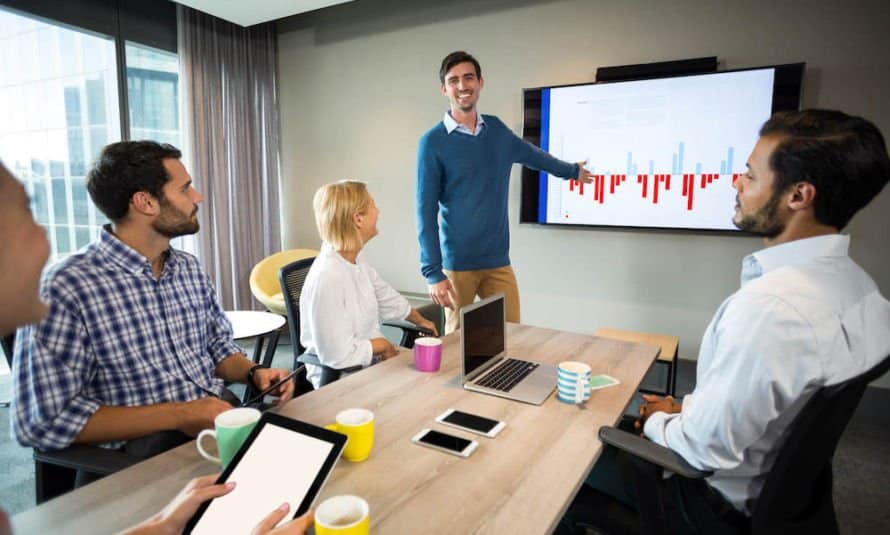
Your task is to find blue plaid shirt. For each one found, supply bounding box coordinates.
[12,227,241,450]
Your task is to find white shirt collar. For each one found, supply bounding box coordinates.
[741,234,849,285]
[443,110,485,135]
[320,241,363,266]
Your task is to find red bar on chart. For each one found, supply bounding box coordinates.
[687,178,694,211]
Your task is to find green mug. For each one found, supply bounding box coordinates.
[196,407,261,468]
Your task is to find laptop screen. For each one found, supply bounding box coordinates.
[462,295,505,377]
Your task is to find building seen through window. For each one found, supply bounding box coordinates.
[0,8,186,263]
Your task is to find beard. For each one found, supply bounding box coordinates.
[733,190,785,238]
[153,200,199,238]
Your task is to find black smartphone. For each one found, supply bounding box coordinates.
[435,408,505,438]
[411,428,478,457]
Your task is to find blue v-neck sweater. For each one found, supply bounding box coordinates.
[416,114,579,284]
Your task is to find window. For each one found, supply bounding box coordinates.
[0,6,191,262]
[0,9,121,262]
[127,41,179,146]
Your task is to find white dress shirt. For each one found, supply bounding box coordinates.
[644,234,890,514]
[300,242,412,388]
[443,110,485,136]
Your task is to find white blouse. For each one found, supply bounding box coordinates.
[300,242,411,388]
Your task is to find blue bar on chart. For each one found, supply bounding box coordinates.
[626,152,633,176]
[678,142,685,174]
[649,160,654,175]
[726,147,734,173]
[672,154,678,175]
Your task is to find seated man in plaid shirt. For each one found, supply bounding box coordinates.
[12,141,294,461]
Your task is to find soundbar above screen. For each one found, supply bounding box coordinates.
[519,63,804,231]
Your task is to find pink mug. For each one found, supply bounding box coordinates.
[414,337,443,372]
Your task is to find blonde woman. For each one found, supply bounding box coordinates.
[300,181,438,388]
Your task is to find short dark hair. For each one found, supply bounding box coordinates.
[760,109,890,230]
[86,141,182,222]
[439,51,482,84]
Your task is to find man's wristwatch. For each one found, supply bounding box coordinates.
[246,364,268,389]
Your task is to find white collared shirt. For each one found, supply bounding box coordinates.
[443,110,485,136]
[644,234,890,514]
[299,242,411,388]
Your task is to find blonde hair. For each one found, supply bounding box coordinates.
[313,180,371,252]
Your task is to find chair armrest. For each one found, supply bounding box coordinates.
[296,353,363,373]
[381,319,434,336]
[598,426,712,479]
[34,445,141,476]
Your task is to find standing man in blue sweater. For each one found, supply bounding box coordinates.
[417,51,593,332]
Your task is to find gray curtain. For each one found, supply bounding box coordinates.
[177,6,282,310]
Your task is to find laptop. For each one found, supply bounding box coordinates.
[459,293,558,405]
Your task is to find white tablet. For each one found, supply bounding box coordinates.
[185,412,347,534]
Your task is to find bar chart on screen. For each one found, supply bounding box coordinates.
[540,68,774,230]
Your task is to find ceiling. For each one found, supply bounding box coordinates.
[171,0,354,27]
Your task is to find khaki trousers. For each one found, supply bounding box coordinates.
[443,265,520,333]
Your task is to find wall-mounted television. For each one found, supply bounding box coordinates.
[519,63,805,231]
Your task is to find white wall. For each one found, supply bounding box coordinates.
[276,0,890,386]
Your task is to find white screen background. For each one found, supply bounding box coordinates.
[192,424,335,534]
[544,68,774,229]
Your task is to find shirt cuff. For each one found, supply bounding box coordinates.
[643,411,682,447]
[40,396,101,450]
[361,339,374,367]
[424,271,447,285]
[210,341,243,366]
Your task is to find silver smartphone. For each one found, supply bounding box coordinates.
[411,428,478,458]
[435,408,505,438]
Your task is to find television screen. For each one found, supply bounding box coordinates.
[520,63,804,231]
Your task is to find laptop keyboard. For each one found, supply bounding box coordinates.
[475,358,539,392]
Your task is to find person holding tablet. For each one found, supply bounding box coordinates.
[301,180,438,388]
[0,163,311,535]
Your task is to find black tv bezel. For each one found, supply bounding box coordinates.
[519,62,805,233]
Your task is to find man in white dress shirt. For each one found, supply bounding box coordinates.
[569,109,890,533]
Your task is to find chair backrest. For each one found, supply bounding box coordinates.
[279,257,316,357]
[751,354,890,533]
[2,331,15,368]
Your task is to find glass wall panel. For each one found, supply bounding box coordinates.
[0,8,120,263]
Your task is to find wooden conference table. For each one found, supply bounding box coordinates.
[13,324,658,534]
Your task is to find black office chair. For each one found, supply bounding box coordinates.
[279,257,444,388]
[3,329,142,503]
[2,332,15,408]
[593,354,890,535]
[383,302,443,348]
[1,332,13,367]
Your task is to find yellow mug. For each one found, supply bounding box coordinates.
[314,495,370,535]
[325,408,374,462]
